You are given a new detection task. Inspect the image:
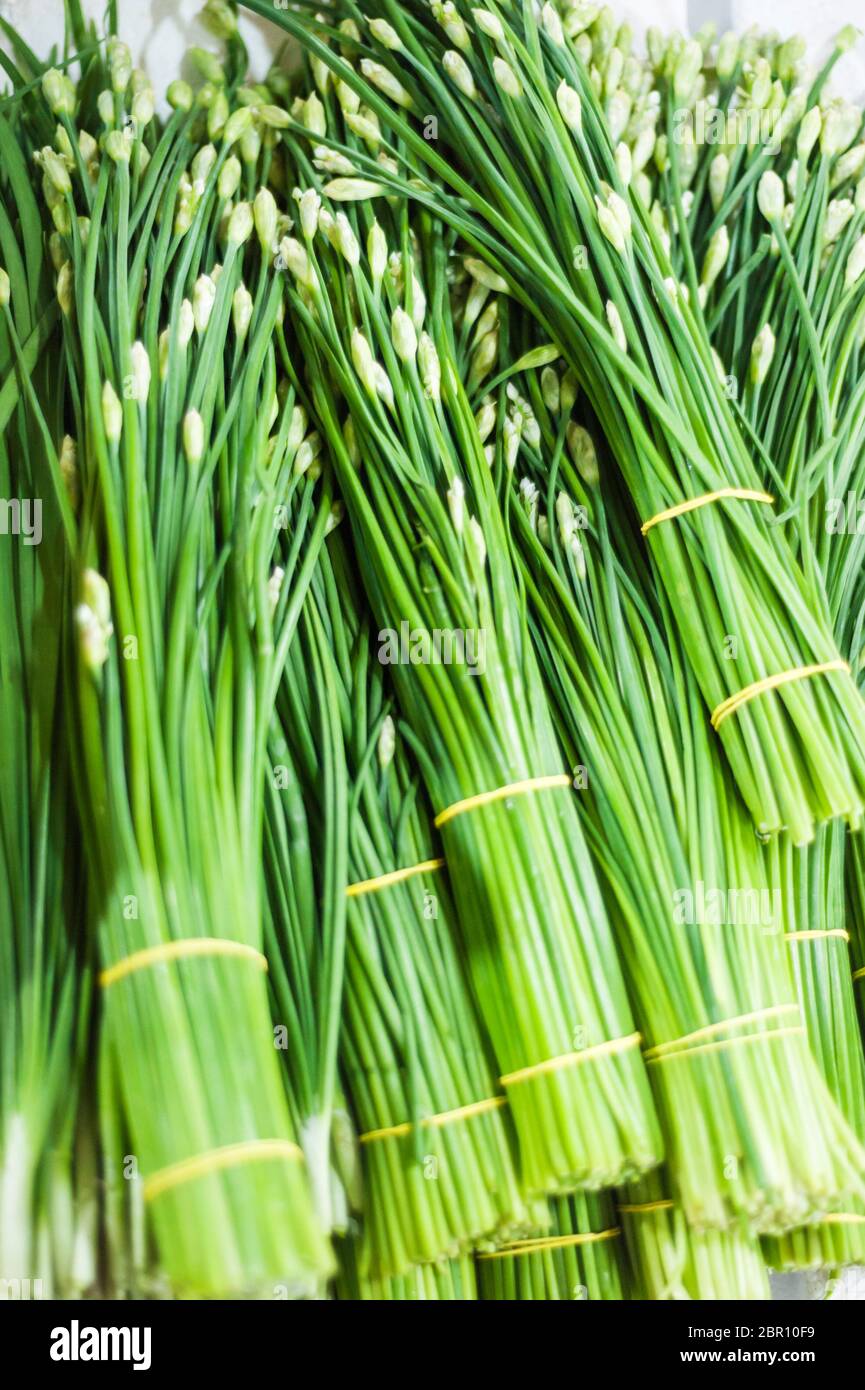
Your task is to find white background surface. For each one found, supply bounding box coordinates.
[2,0,864,1303]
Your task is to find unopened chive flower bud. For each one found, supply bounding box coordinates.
[567,422,599,485]
[834,143,865,189]
[297,188,319,240]
[294,431,322,476]
[158,328,170,379]
[42,68,75,116]
[351,329,378,397]
[605,299,627,352]
[208,90,229,141]
[632,126,655,174]
[131,84,155,126]
[322,178,385,202]
[836,24,859,54]
[313,146,356,176]
[105,128,134,164]
[750,323,776,385]
[223,106,254,148]
[372,362,394,410]
[96,90,114,127]
[201,0,237,40]
[464,257,509,293]
[109,42,132,94]
[443,50,476,99]
[0,266,11,310]
[178,298,195,349]
[346,110,381,145]
[218,155,242,201]
[59,435,78,509]
[240,123,262,166]
[465,516,487,582]
[708,153,729,214]
[191,144,217,186]
[541,2,564,45]
[130,341,151,403]
[359,59,413,109]
[190,46,224,85]
[78,129,98,166]
[433,1,471,51]
[615,141,632,185]
[391,306,418,361]
[258,105,291,132]
[716,30,739,79]
[41,147,72,195]
[554,79,583,136]
[596,198,627,254]
[183,409,205,465]
[227,200,253,245]
[335,212,360,267]
[757,170,785,222]
[335,80,361,117]
[857,178,865,213]
[369,17,403,50]
[377,714,396,769]
[796,106,821,161]
[541,366,560,414]
[824,198,855,245]
[472,9,505,44]
[254,188,278,251]
[822,101,860,158]
[193,274,217,334]
[418,332,441,401]
[302,92,327,137]
[101,381,122,443]
[368,221,387,287]
[280,236,316,290]
[701,225,729,290]
[845,233,865,291]
[167,79,193,111]
[503,414,522,470]
[469,326,498,387]
[607,90,631,144]
[56,261,74,316]
[493,57,522,98]
[561,367,578,413]
[447,475,465,534]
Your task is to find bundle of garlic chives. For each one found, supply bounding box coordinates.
[499,342,865,1232]
[0,162,90,1291]
[251,0,865,845]
[475,1192,624,1301]
[618,1173,770,1301]
[276,177,661,1196]
[336,1241,479,1301]
[29,41,331,1294]
[274,530,528,1276]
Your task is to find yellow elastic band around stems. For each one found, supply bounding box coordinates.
[143,1139,304,1203]
[100,937,268,988]
[711,660,850,730]
[647,1026,805,1065]
[434,773,572,829]
[346,857,445,898]
[785,929,850,943]
[819,1213,865,1226]
[641,488,774,536]
[499,1031,642,1088]
[477,1229,621,1260]
[359,1095,507,1145]
[853,967,865,982]
[617,1199,675,1215]
[642,1004,798,1061]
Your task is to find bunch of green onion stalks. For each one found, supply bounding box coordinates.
[275,164,661,1196]
[494,337,865,1233]
[336,1241,478,1301]
[848,845,865,1049]
[250,0,865,847]
[0,124,91,1291]
[476,1192,624,1300]
[761,823,865,1271]
[26,41,334,1294]
[273,530,529,1275]
[618,1174,769,1301]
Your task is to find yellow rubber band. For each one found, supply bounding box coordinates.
[435,773,572,828]
[641,488,773,536]
[477,1228,621,1260]
[358,1095,507,1145]
[642,1004,798,1060]
[100,938,268,988]
[853,967,865,982]
[711,660,850,730]
[143,1138,304,1203]
[647,1026,805,1065]
[785,929,850,943]
[617,1200,675,1215]
[346,857,445,898]
[499,1031,642,1088]
[819,1213,865,1226]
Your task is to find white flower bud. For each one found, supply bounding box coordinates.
[43,68,76,116]
[178,298,195,349]
[821,101,860,158]
[368,221,388,287]
[302,92,327,137]
[0,268,9,310]
[193,274,217,334]
[472,9,505,44]
[101,381,122,443]
[419,332,441,401]
[369,17,403,51]
[57,261,74,316]
[359,60,413,109]
[797,106,821,160]
[443,50,477,99]
[566,423,599,485]
[541,367,560,414]
[208,90,230,141]
[227,200,253,245]
[475,398,497,442]
[701,225,729,290]
[130,341,151,403]
[824,198,855,245]
[183,409,205,464]
[757,170,785,222]
[253,188,278,253]
[391,306,417,361]
[845,233,865,291]
[288,407,307,451]
[464,257,509,293]
[493,58,522,98]
[708,153,729,213]
[556,80,582,135]
[377,714,396,768]
[750,323,776,385]
[447,475,465,533]
[323,178,386,201]
[605,299,627,352]
[218,156,242,201]
[345,110,381,145]
[232,284,253,340]
[351,329,378,396]
[541,3,564,46]
[615,141,632,185]
[167,79,193,111]
[280,237,316,290]
[465,516,487,582]
[299,188,321,240]
[294,431,322,476]
[59,435,78,509]
[313,146,356,176]
[335,211,360,266]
